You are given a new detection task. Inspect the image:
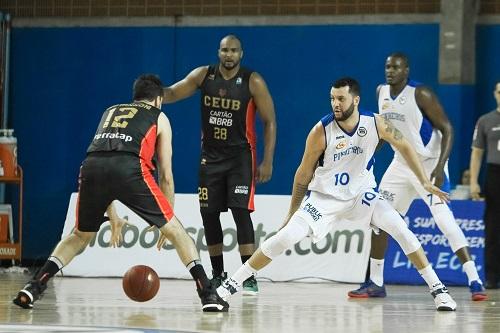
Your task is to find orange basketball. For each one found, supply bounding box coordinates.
[122,265,160,302]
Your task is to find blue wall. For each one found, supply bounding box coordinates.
[8,23,499,260]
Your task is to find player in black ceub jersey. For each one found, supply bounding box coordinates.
[162,35,276,295]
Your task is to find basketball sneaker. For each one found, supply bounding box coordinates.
[198,286,229,312]
[242,275,259,296]
[13,280,47,309]
[430,284,457,311]
[216,277,240,302]
[347,280,386,298]
[469,280,488,301]
[210,271,228,288]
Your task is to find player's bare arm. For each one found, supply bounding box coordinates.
[415,86,454,186]
[250,72,276,183]
[469,147,484,200]
[162,66,208,103]
[156,112,175,207]
[375,114,449,203]
[283,122,326,226]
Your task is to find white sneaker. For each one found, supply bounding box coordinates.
[216,278,240,302]
[431,285,457,311]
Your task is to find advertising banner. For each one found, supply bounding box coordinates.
[384,200,485,286]
[61,193,371,283]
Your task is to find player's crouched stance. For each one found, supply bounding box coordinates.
[215,77,457,311]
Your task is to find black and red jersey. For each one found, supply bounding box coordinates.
[86,102,160,170]
[200,65,256,150]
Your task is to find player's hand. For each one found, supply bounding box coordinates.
[109,217,130,248]
[146,226,168,250]
[470,182,482,200]
[156,233,168,250]
[256,161,273,183]
[430,166,445,188]
[423,181,450,204]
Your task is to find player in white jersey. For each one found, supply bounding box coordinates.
[216,77,457,311]
[348,53,487,301]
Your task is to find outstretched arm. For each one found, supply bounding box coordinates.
[282,122,325,227]
[375,114,449,203]
[162,66,208,103]
[415,86,453,186]
[250,72,276,183]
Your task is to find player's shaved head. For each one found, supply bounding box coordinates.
[388,52,410,68]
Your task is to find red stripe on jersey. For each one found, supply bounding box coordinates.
[139,125,158,171]
[248,147,256,211]
[245,98,257,149]
[139,126,174,221]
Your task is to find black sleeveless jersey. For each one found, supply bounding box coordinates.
[200,65,256,150]
[87,102,161,170]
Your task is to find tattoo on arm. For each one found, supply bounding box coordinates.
[383,117,403,141]
[290,183,309,212]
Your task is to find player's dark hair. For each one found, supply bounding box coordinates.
[133,74,163,101]
[388,52,410,68]
[332,77,360,97]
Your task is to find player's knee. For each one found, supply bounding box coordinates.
[261,232,291,259]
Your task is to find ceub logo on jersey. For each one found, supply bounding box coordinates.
[236,77,242,85]
[357,127,367,137]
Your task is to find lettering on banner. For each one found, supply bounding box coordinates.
[88,220,365,256]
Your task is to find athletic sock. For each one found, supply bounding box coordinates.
[463,260,481,284]
[210,255,224,276]
[187,260,210,290]
[232,262,257,287]
[418,265,442,290]
[35,256,64,283]
[369,258,385,286]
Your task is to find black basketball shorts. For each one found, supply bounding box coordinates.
[198,147,256,213]
[75,152,174,232]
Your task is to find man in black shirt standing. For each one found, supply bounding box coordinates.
[13,74,228,312]
[470,81,500,289]
[162,35,276,295]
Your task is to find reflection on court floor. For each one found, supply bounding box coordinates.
[1,273,499,333]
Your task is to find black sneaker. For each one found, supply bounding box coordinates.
[210,271,228,288]
[198,286,229,312]
[13,280,47,309]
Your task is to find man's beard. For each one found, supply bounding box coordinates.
[336,101,355,121]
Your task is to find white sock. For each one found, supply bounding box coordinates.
[418,265,441,290]
[217,262,257,300]
[370,258,385,286]
[232,262,257,286]
[462,260,481,284]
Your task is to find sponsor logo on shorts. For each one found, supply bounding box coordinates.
[303,202,322,222]
[379,189,395,202]
[234,185,249,194]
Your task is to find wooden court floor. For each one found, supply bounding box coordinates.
[1,272,499,333]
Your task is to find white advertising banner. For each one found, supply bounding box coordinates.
[61,193,370,283]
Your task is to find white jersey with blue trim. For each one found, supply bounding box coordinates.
[308,110,379,201]
[378,81,441,161]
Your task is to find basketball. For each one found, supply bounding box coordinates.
[122,265,160,302]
